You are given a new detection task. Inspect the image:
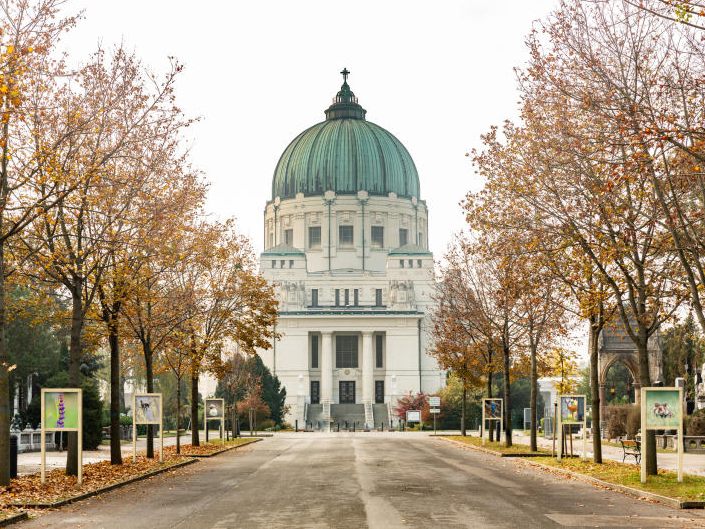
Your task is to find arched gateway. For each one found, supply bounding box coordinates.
[597,319,664,419]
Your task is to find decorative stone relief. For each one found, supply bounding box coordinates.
[281,280,305,309]
[389,280,415,308]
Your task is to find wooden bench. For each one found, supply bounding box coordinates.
[620,439,641,464]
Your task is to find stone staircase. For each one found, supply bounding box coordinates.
[305,404,324,430]
[372,404,390,429]
[305,403,391,431]
[330,404,366,430]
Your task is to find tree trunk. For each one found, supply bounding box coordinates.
[175,379,181,455]
[530,343,538,452]
[503,342,512,447]
[461,385,467,436]
[109,317,122,465]
[589,322,603,463]
[637,339,657,475]
[144,341,154,459]
[67,285,83,476]
[0,241,9,485]
[480,345,492,443]
[190,372,199,446]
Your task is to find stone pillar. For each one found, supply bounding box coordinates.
[362,332,374,404]
[633,383,641,405]
[321,332,333,404]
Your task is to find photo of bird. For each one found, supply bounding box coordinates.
[561,397,583,423]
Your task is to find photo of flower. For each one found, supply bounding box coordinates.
[44,390,79,430]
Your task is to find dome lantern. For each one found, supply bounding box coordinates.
[271,69,420,201]
[325,68,367,121]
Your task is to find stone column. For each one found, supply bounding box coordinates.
[599,383,606,437]
[362,331,374,404]
[321,332,333,404]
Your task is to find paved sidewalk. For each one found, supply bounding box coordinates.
[509,430,705,476]
[16,430,233,475]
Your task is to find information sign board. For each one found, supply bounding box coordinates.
[641,387,683,483]
[481,398,503,446]
[133,393,164,463]
[41,388,83,484]
[205,398,225,444]
[557,394,587,460]
[406,410,421,423]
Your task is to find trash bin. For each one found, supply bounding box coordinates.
[10,434,17,478]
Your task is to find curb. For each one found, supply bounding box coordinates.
[0,512,27,528]
[9,458,198,509]
[518,459,705,510]
[181,438,262,458]
[438,436,549,458]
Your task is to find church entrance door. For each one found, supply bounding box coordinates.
[310,381,320,404]
[375,381,384,403]
[339,381,355,403]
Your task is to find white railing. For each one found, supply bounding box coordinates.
[13,429,56,453]
[364,402,374,429]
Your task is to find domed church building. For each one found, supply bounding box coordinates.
[258,70,443,429]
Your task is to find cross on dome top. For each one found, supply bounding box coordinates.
[325,67,366,120]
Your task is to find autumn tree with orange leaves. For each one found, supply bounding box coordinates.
[93,137,205,465]
[0,0,85,484]
[432,235,526,446]
[466,0,705,471]
[22,44,196,475]
[173,221,278,447]
[120,175,206,459]
[431,238,497,437]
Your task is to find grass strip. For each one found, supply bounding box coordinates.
[442,435,550,456]
[528,456,705,506]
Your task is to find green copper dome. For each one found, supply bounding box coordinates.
[272,69,420,200]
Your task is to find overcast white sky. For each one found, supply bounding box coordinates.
[60,0,559,258]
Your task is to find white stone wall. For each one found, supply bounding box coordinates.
[264,191,429,273]
[257,191,443,424]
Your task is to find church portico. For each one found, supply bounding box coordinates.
[257,70,443,429]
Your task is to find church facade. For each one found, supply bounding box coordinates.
[258,70,443,429]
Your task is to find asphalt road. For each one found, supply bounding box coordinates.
[16,433,705,529]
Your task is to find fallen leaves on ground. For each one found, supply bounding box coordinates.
[174,437,260,456]
[0,508,24,519]
[0,452,191,506]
